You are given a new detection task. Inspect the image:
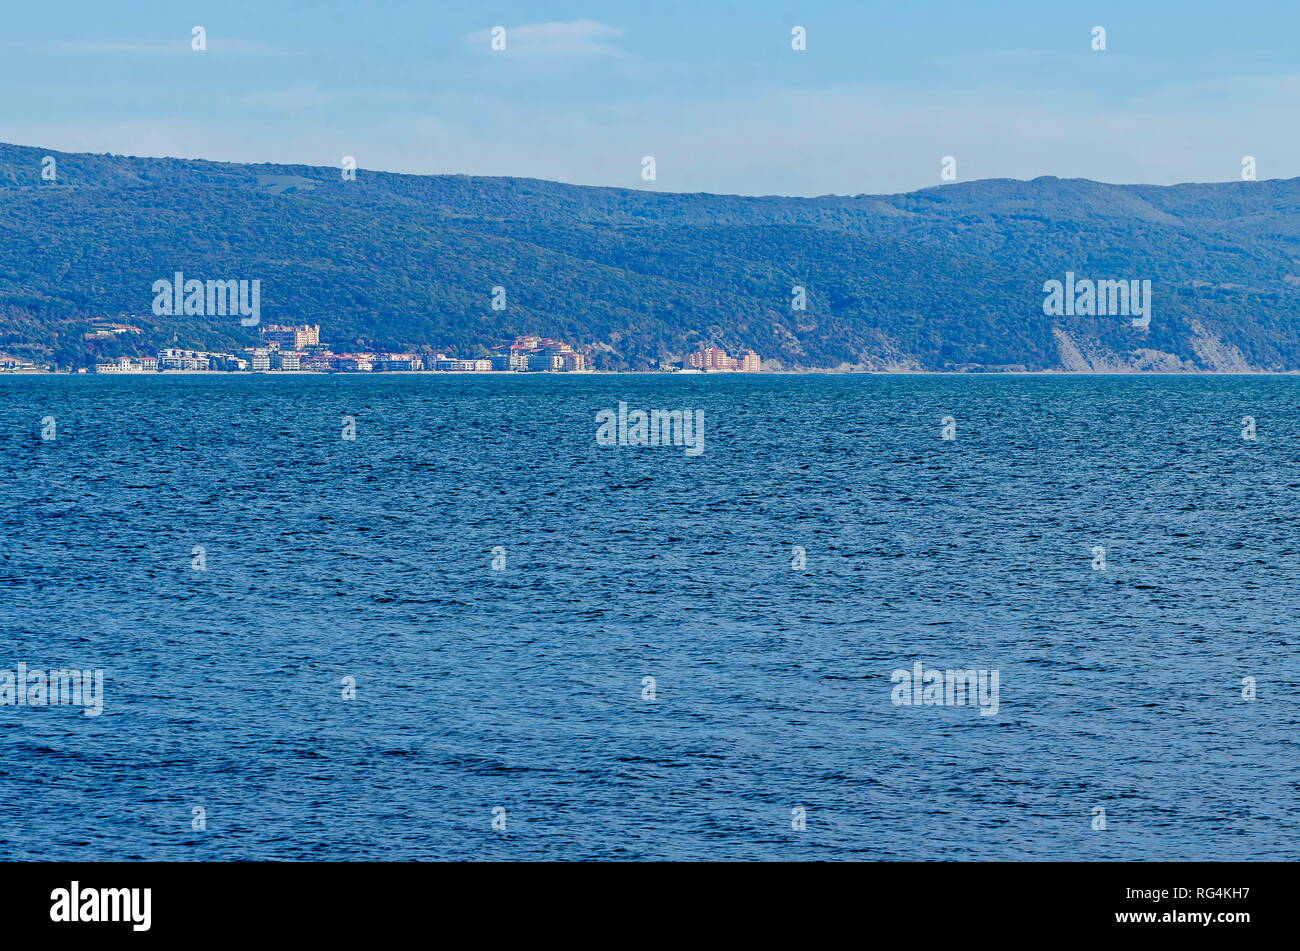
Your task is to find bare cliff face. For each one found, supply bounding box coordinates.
[785,323,1266,373]
[1051,320,1260,372]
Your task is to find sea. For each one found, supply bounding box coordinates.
[1,373,1296,861]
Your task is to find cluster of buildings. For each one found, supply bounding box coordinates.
[0,355,38,372]
[491,336,587,372]
[97,349,235,372]
[83,324,765,374]
[83,322,144,341]
[682,347,763,372]
[92,327,593,374]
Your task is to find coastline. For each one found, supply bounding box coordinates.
[5,369,1300,377]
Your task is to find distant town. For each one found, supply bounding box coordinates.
[0,324,764,374]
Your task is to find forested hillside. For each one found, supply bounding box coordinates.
[3,141,1299,370]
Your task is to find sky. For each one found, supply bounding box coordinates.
[1,0,1298,196]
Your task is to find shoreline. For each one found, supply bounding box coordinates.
[4,369,1300,378]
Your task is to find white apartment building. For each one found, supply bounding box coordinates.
[157,349,211,371]
[94,357,145,373]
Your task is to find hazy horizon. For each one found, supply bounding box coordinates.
[4,0,1300,196]
[6,138,1293,200]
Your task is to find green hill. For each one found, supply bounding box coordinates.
[2,141,1299,370]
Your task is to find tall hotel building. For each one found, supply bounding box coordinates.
[686,347,762,371]
[687,347,736,370]
[261,324,321,350]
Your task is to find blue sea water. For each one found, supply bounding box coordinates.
[0,373,1296,861]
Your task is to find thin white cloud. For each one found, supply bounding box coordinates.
[240,85,332,109]
[47,38,300,56]
[53,40,187,54]
[463,20,625,57]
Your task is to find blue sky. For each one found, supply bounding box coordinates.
[2,0,1298,195]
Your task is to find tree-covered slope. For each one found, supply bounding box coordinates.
[2,141,1299,370]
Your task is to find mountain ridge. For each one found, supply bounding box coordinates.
[2,141,1299,370]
